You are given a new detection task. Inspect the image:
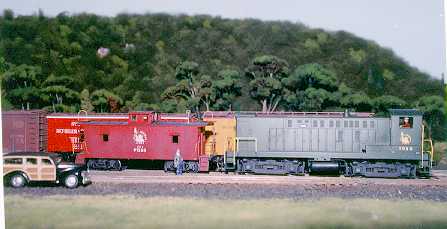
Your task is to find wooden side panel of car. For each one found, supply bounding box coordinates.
[3,165,29,178]
[24,158,39,180]
[3,156,56,181]
[39,158,56,181]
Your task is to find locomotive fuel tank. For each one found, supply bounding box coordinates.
[309,161,340,174]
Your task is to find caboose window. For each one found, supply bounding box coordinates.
[102,134,109,142]
[370,121,375,128]
[287,120,292,128]
[329,120,334,128]
[399,117,413,128]
[320,120,324,127]
[172,135,179,144]
[131,115,137,121]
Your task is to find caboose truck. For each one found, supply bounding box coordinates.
[75,112,209,172]
[224,109,433,178]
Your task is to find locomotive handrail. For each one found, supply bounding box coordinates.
[424,139,434,168]
[421,124,434,169]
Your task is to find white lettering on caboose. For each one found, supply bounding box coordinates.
[55,129,78,134]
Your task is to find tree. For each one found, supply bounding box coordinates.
[1,64,43,109]
[372,95,406,114]
[91,89,123,113]
[80,89,94,112]
[415,96,445,140]
[245,55,289,112]
[283,63,338,111]
[212,69,242,111]
[340,92,372,112]
[40,85,80,112]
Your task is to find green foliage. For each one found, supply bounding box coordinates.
[340,92,372,112]
[162,61,242,112]
[90,89,123,113]
[283,63,338,111]
[0,11,443,139]
[372,95,406,114]
[80,89,94,112]
[246,55,289,112]
[415,96,445,140]
[433,141,447,165]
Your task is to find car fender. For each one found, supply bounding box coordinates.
[4,170,31,182]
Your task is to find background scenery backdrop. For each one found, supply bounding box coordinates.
[0,1,445,155]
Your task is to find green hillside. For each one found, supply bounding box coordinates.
[0,10,444,139]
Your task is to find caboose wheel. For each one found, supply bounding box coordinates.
[190,162,199,173]
[111,160,122,171]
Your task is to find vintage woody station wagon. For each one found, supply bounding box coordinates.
[3,152,90,188]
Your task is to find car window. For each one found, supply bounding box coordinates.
[41,159,53,165]
[26,158,37,165]
[4,158,23,164]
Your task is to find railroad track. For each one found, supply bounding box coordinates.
[89,169,447,186]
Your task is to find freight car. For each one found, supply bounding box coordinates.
[46,113,128,160]
[2,110,47,153]
[1,110,127,158]
[74,112,209,172]
[224,109,433,178]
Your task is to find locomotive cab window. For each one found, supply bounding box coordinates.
[172,135,179,144]
[131,115,137,121]
[399,117,413,128]
[102,134,109,142]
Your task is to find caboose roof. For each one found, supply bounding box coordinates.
[153,121,208,127]
[388,109,423,116]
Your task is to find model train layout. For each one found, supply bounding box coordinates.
[2,109,433,178]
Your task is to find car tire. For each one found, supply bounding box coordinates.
[10,173,27,188]
[64,174,79,189]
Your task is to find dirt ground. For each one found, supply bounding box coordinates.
[4,170,447,201]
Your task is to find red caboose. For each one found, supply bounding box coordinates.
[75,112,209,172]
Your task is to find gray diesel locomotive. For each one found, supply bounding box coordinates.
[225,109,433,178]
